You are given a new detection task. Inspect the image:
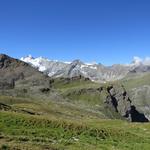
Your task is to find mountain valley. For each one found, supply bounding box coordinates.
[1,54,150,150]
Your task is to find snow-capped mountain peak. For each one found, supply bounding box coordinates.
[21,55,150,82]
[21,54,34,62]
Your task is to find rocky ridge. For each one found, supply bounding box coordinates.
[21,55,150,82]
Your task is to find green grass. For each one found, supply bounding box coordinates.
[1,111,150,150]
[0,95,33,105]
[0,95,106,120]
[62,88,106,106]
[116,73,150,90]
[1,75,150,149]
[0,95,149,150]
[51,77,107,107]
[52,77,99,92]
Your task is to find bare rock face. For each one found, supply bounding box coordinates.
[0,54,26,89]
[0,54,27,69]
[105,85,148,122]
[0,54,52,91]
[129,85,150,120]
[0,54,12,69]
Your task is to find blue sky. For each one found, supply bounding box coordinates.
[0,0,150,65]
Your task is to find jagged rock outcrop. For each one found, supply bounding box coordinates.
[62,81,148,122]
[0,54,28,69]
[0,54,52,89]
[128,85,150,120]
[105,85,148,122]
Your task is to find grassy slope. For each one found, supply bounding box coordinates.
[1,110,150,150]
[52,78,103,105]
[1,76,150,149]
[116,72,150,90]
[51,77,124,120]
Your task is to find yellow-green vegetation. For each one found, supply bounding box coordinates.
[52,77,105,106]
[1,75,150,150]
[118,73,150,90]
[1,110,150,150]
[0,94,150,150]
[51,77,100,92]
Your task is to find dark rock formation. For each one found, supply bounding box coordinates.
[40,88,50,93]
[0,54,52,91]
[0,54,27,69]
[105,85,148,122]
[125,106,149,122]
[0,103,11,111]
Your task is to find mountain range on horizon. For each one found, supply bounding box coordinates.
[20,54,150,82]
[21,54,150,66]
